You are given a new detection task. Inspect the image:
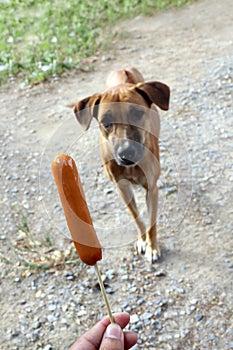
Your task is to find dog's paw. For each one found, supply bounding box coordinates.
[136,238,146,255]
[145,245,161,263]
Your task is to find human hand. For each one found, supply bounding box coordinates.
[69,312,137,350]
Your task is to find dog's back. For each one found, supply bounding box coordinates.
[105,68,144,89]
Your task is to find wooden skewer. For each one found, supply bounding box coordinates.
[94,263,114,324]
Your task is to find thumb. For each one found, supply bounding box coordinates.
[100,323,124,350]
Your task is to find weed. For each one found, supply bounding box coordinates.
[6,211,80,276]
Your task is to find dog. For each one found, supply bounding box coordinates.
[71,68,170,262]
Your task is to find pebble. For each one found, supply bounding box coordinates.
[130,314,140,323]
[77,309,87,317]
[140,312,153,321]
[186,306,196,315]
[11,328,20,337]
[154,307,162,317]
[102,54,111,61]
[153,298,162,305]
[48,304,57,311]
[63,271,75,280]
[164,311,179,319]
[154,270,167,277]
[14,277,21,283]
[158,333,173,342]
[202,216,213,225]
[137,298,145,306]
[47,315,57,323]
[208,333,215,340]
[61,318,68,324]
[43,345,53,350]
[106,269,115,279]
[180,329,190,338]
[31,321,41,329]
[196,314,204,321]
[25,307,32,313]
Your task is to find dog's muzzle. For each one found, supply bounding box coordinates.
[115,140,144,166]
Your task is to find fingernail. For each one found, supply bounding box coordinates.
[104,323,123,341]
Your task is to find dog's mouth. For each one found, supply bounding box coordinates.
[115,140,144,166]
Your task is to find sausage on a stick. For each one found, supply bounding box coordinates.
[52,153,114,323]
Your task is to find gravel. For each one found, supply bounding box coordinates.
[0,0,233,349]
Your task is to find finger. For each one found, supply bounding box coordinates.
[69,312,132,350]
[101,312,131,329]
[124,331,138,349]
[100,323,124,350]
[69,321,106,350]
[99,314,137,349]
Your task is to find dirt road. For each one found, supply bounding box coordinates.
[1,0,233,349]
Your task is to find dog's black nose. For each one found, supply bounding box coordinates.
[118,145,136,166]
[116,140,144,166]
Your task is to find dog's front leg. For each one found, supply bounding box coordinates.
[145,184,160,263]
[116,179,146,251]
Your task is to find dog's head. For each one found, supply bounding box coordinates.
[72,81,170,166]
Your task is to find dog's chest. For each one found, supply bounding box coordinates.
[116,164,148,188]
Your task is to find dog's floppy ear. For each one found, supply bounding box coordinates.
[72,94,101,130]
[135,81,170,110]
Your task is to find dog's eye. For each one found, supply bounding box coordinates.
[102,121,113,130]
[130,106,144,122]
[101,113,113,131]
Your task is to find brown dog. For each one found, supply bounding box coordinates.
[72,68,170,262]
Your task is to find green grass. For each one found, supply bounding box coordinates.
[0,0,193,85]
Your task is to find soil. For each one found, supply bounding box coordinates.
[0,0,233,349]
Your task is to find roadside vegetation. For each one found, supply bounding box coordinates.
[0,0,193,85]
[1,211,81,276]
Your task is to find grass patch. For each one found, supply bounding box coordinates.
[0,0,193,85]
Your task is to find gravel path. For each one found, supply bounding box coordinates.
[0,0,233,349]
